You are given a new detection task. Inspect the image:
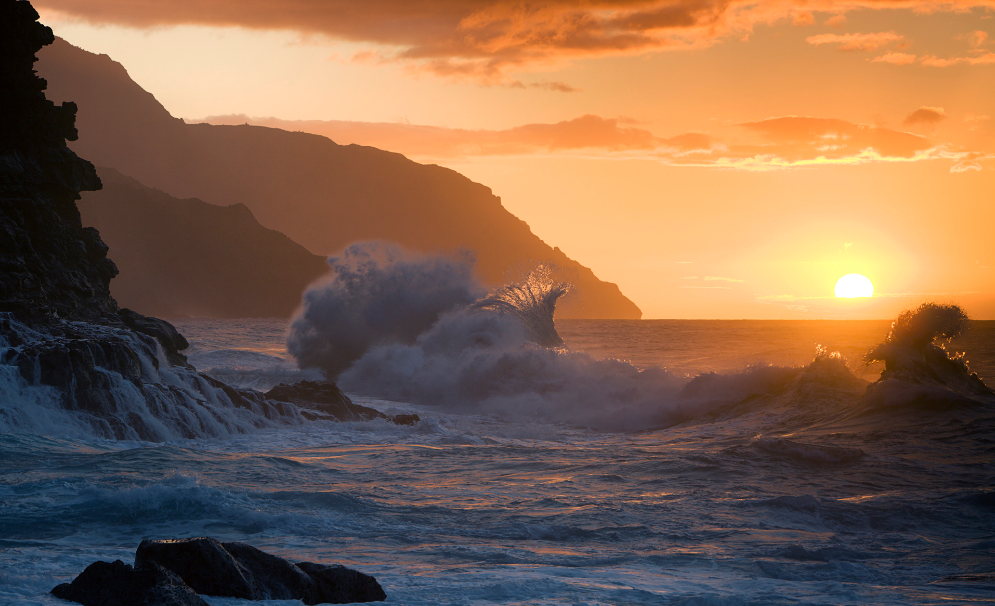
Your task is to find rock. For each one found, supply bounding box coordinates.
[118,307,190,367]
[266,380,420,425]
[296,561,387,604]
[135,537,386,604]
[51,560,208,606]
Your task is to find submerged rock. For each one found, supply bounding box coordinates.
[135,537,386,604]
[266,380,419,425]
[51,560,207,606]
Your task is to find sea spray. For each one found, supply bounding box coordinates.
[468,265,570,347]
[856,303,994,414]
[334,262,867,430]
[287,242,483,377]
[0,317,303,441]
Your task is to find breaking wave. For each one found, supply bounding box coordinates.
[288,242,483,377]
[287,249,994,432]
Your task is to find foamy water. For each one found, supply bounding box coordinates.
[2,318,993,605]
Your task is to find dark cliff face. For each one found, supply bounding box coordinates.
[0,0,116,322]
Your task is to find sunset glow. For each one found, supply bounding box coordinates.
[32,1,995,319]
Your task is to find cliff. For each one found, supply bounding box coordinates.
[0,4,112,323]
[0,1,308,441]
[78,167,329,318]
[36,38,641,319]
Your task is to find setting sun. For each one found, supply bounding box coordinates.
[835,274,874,298]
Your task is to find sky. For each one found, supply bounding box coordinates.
[35,0,995,319]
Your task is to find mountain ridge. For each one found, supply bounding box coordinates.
[37,37,641,319]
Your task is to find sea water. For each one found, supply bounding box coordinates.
[2,318,994,605]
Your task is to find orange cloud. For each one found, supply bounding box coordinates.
[903,106,947,125]
[966,30,989,47]
[736,116,931,159]
[806,31,904,51]
[872,51,917,64]
[35,0,995,80]
[201,113,985,171]
[920,51,995,65]
[201,113,660,156]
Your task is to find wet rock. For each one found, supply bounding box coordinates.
[296,561,388,604]
[266,380,419,425]
[51,560,207,606]
[118,307,190,367]
[135,537,386,604]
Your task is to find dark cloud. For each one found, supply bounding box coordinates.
[37,0,995,80]
[903,106,947,126]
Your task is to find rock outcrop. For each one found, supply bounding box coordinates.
[53,538,386,605]
[51,560,208,606]
[266,380,420,425]
[37,37,642,319]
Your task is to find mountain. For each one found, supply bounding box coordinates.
[78,167,330,318]
[36,38,641,319]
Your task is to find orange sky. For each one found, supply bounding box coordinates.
[36,1,995,319]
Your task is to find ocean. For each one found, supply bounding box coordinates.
[2,316,993,605]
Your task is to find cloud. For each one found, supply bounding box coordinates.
[904,106,947,126]
[35,0,995,81]
[508,80,580,92]
[201,113,660,156]
[735,116,932,159]
[920,52,995,66]
[200,113,987,171]
[967,30,989,47]
[872,51,917,64]
[806,31,904,51]
[704,276,745,282]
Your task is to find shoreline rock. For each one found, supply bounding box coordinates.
[53,537,386,605]
[266,379,420,425]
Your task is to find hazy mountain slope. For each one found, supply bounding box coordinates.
[79,167,330,318]
[37,38,641,319]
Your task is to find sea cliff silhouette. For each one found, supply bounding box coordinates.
[0,1,368,440]
[78,167,329,318]
[36,38,641,320]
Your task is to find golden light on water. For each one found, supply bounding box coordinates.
[834,274,874,299]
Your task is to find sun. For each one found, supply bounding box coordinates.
[834,274,874,298]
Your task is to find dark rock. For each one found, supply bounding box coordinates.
[135,538,258,600]
[135,537,386,604]
[297,561,387,604]
[50,559,207,606]
[266,380,419,425]
[118,307,190,366]
[392,413,421,426]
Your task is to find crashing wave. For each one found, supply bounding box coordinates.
[858,303,993,412]
[468,265,570,348]
[0,316,304,441]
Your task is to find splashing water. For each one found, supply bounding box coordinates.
[468,265,570,347]
[287,242,483,378]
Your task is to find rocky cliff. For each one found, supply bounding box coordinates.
[78,167,329,318]
[0,0,318,441]
[37,38,641,319]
